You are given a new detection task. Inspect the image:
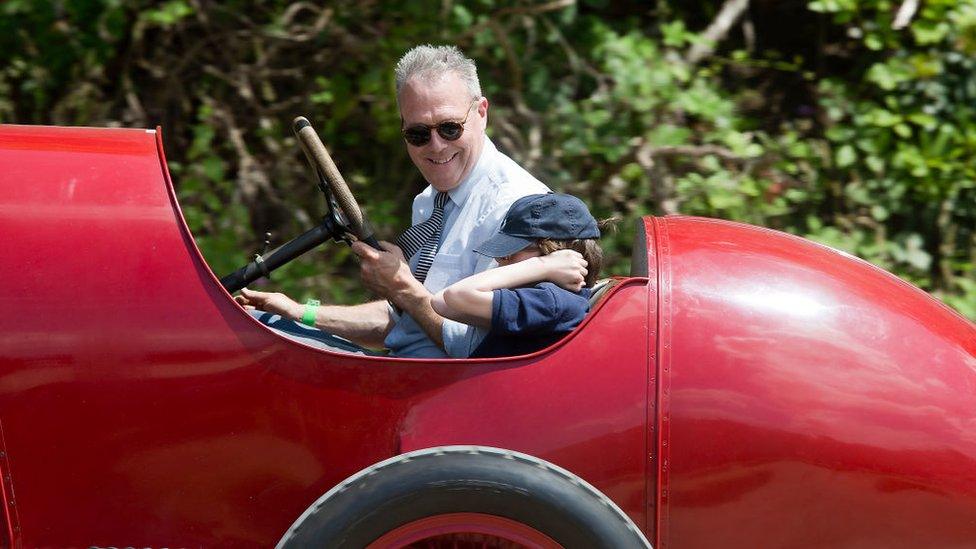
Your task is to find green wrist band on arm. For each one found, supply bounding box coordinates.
[301,299,320,327]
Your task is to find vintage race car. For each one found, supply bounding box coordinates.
[0,124,974,548]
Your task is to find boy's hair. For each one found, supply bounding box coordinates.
[537,237,604,288]
[536,218,616,287]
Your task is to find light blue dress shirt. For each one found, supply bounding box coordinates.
[384,137,550,358]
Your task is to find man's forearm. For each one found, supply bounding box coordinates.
[237,288,393,349]
[392,283,445,349]
[350,240,447,350]
[311,300,394,349]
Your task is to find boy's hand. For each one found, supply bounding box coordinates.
[540,249,588,292]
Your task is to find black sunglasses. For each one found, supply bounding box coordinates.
[402,100,478,147]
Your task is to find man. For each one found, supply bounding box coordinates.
[237,44,549,358]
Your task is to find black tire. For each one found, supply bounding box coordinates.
[276,445,651,549]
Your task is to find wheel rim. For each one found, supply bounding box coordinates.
[365,512,563,549]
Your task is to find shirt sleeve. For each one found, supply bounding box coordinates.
[442,318,488,358]
[490,284,590,335]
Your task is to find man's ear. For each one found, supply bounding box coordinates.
[478,97,489,127]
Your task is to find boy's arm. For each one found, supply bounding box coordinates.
[431,250,587,328]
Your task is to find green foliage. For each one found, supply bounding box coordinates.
[1,0,973,319]
[766,0,976,310]
[142,0,193,27]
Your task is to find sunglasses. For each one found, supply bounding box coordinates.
[402,100,478,147]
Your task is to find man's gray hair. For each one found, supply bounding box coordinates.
[395,44,482,100]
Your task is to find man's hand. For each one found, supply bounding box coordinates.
[351,240,419,302]
[352,240,444,348]
[539,249,588,292]
[235,288,303,320]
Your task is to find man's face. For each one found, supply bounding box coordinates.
[398,73,487,192]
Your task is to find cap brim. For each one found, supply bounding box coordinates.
[473,232,534,258]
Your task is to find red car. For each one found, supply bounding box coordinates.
[0,124,974,548]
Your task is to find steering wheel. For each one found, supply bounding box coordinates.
[293,116,382,250]
[218,118,383,293]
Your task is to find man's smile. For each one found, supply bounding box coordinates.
[428,152,459,165]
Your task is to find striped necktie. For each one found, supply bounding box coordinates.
[395,191,449,283]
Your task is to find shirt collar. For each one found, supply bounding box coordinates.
[446,136,496,208]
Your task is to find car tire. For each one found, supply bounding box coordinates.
[276,445,651,549]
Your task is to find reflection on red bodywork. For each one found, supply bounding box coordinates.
[657,216,976,549]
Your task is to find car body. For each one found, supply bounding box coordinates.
[0,124,974,548]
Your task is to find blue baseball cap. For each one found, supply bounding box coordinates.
[474,193,600,258]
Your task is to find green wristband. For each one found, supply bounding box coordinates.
[301,299,320,327]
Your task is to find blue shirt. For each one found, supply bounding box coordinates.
[470,282,592,358]
[384,138,550,358]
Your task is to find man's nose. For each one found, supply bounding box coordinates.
[427,131,449,151]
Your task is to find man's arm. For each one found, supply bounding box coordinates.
[431,250,588,328]
[351,241,445,348]
[236,289,393,348]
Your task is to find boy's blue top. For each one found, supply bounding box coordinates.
[470,282,592,358]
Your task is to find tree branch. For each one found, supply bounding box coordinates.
[892,0,919,30]
[457,0,575,43]
[494,0,576,18]
[686,0,751,65]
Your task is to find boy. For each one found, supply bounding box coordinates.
[431,193,604,358]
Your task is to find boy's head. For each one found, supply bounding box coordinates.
[474,193,604,286]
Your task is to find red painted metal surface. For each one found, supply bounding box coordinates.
[0,125,649,547]
[1,124,974,548]
[653,216,976,548]
[0,421,16,547]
